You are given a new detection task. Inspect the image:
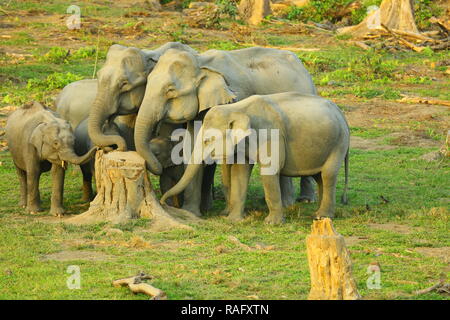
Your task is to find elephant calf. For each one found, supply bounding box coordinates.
[161,92,350,224]
[6,102,96,216]
[149,136,184,207]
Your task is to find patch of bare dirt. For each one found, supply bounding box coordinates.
[340,99,449,132]
[368,223,414,234]
[414,247,450,263]
[350,136,396,151]
[387,132,441,147]
[345,236,369,246]
[42,250,113,261]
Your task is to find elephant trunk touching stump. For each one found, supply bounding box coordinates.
[67,150,198,231]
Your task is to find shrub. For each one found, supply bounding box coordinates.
[39,47,70,64]
[27,72,83,91]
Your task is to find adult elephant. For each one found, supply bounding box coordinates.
[134,47,318,215]
[87,42,197,151]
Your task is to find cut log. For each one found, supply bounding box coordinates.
[306,218,360,300]
[338,0,419,38]
[113,272,167,300]
[67,150,199,231]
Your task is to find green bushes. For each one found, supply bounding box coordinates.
[26,72,83,91]
[38,46,104,64]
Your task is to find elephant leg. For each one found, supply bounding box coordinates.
[280,176,295,207]
[227,163,251,222]
[315,167,338,219]
[298,176,316,203]
[182,165,204,216]
[50,164,65,217]
[80,163,94,202]
[312,173,323,206]
[160,172,176,207]
[220,164,232,216]
[26,166,42,214]
[15,166,27,207]
[262,173,284,224]
[200,163,216,214]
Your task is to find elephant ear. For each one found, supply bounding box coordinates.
[141,49,161,74]
[228,112,251,144]
[29,123,47,158]
[197,67,237,113]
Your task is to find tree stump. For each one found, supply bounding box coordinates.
[338,0,419,38]
[68,150,198,231]
[306,218,360,300]
[238,0,272,26]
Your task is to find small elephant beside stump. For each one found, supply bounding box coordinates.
[6,102,96,216]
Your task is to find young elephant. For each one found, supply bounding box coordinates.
[149,136,185,207]
[6,102,96,216]
[161,92,350,223]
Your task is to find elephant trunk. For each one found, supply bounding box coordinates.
[134,96,166,175]
[160,163,202,205]
[160,126,207,204]
[60,147,97,165]
[88,89,127,151]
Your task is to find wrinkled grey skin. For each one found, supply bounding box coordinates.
[55,78,138,143]
[88,42,197,151]
[135,47,318,215]
[149,136,185,207]
[6,102,96,216]
[55,79,98,129]
[74,118,186,203]
[161,93,350,224]
[74,118,130,201]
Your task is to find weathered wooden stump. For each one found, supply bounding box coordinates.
[68,150,198,231]
[338,0,419,38]
[238,0,272,26]
[306,218,360,300]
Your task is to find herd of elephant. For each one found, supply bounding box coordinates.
[5,41,350,224]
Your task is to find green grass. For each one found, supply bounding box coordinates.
[0,146,448,300]
[0,0,448,300]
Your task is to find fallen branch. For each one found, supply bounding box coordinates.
[397,95,450,107]
[381,23,425,52]
[415,280,450,295]
[429,17,449,35]
[113,272,167,300]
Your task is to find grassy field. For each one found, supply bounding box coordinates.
[0,0,449,300]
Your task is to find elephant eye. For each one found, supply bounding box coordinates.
[120,80,129,89]
[53,140,61,149]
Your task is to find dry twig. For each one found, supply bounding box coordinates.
[113,272,167,300]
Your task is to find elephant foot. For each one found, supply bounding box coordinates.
[182,204,202,217]
[27,205,43,215]
[227,213,245,222]
[50,207,65,217]
[264,213,285,224]
[281,196,295,208]
[297,195,316,203]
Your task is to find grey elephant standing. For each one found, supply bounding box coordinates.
[133,47,318,215]
[6,102,96,216]
[161,93,350,223]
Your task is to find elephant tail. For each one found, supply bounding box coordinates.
[341,147,349,205]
